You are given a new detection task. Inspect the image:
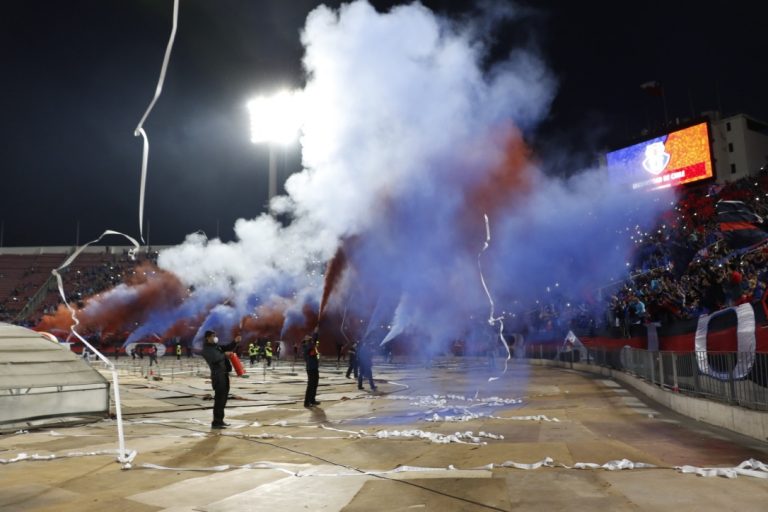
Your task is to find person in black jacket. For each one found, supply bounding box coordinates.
[357,341,377,391]
[345,341,358,379]
[303,330,321,408]
[201,329,232,428]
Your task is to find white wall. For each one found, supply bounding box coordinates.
[714,114,768,183]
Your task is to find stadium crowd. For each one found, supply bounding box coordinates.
[3,175,768,342]
[0,250,159,326]
[518,173,768,337]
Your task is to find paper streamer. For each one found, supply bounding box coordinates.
[224,432,354,441]
[47,0,181,468]
[569,459,656,471]
[47,429,207,439]
[133,0,180,242]
[496,457,554,470]
[384,394,523,406]
[374,429,502,445]
[1,449,137,465]
[425,412,560,423]
[51,229,141,467]
[675,459,768,479]
[320,425,367,436]
[129,456,768,480]
[140,460,308,475]
[496,457,656,471]
[493,414,560,422]
[52,229,140,355]
[476,215,512,381]
[213,426,504,445]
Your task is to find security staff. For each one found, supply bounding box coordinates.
[303,331,320,408]
[248,342,258,367]
[264,341,273,367]
[201,330,232,428]
[357,341,377,391]
[345,341,359,379]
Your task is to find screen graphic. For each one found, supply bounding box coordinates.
[606,122,714,190]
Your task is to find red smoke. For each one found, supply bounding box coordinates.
[284,304,319,346]
[163,314,206,341]
[316,126,534,324]
[36,262,187,336]
[465,126,533,229]
[237,300,318,348]
[319,246,347,320]
[238,302,288,342]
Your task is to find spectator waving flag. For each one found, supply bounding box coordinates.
[716,200,768,249]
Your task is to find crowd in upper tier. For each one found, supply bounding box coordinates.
[519,173,768,337]
[0,250,159,326]
[4,175,768,341]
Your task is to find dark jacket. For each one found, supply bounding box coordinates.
[202,343,231,387]
[303,339,320,371]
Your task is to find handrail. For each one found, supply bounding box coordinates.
[14,273,57,323]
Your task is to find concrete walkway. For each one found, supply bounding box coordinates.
[1,359,767,511]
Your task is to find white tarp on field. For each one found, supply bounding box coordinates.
[0,323,109,425]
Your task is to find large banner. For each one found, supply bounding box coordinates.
[606,122,714,190]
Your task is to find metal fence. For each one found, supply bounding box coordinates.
[525,344,768,411]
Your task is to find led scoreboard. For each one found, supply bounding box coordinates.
[605,122,715,190]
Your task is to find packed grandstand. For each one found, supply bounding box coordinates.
[3,173,768,354]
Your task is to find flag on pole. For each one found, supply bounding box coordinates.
[640,81,664,97]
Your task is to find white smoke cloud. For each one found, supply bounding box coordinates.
[153,1,556,341]
[151,1,668,352]
[290,0,554,237]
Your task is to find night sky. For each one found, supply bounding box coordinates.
[2,0,764,247]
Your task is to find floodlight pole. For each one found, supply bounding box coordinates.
[248,89,300,208]
[268,144,277,203]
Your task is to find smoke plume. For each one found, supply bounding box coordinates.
[41,1,672,354]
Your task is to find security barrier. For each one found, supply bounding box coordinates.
[525,344,768,411]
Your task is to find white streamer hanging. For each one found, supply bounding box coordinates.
[477,214,512,382]
[133,0,180,242]
[43,0,180,468]
[51,229,141,468]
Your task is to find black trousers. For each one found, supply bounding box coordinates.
[346,356,358,378]
[358,363,375,389]
[304,367,319,405]
[212,374,230,424]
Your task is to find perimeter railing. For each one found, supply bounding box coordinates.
[525,344,768,411]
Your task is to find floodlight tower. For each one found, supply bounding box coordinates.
[247,90,302,205]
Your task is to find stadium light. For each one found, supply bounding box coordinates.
[247,89,303,202]
[247,89,303,145]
